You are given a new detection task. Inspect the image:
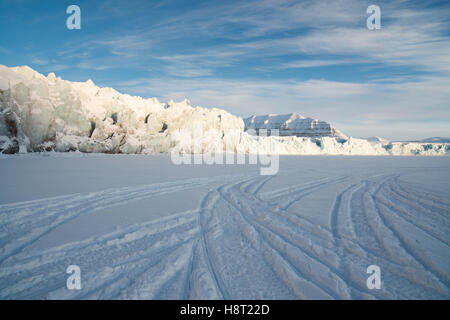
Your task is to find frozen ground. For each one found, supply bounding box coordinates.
[0,154,449,299]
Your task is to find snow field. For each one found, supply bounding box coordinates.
[0,155,448,299]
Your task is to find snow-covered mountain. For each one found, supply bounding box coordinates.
[420,137,450,143]
[0,65,448,156]
[244,113,348,139]
[364,136,390,143]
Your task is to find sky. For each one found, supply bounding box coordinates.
[0,0,449,140]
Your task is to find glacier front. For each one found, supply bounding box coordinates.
[0,65,448,156]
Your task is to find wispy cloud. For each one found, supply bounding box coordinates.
[36,0,450,79]
[76,61,111,71]
[30,57,48,65]
[280,59,356,69]
[3,0,449,139]
[96,35,153,57]
[111,73,450,140]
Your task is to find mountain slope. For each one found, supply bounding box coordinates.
[244,113,348,139]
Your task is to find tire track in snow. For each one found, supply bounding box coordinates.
[196,177,312,298]
[115,240,197,300]
[218,178,349,299]
[347,176,395,255]
[377,184,449,246]
[370,178,450,289]
[249,177,384,298]
[280,177,350,211]
[0,173,258,299]
[374,201,450,295]
[0,209,200,286]
[237,176,394,299]
[2,167,449,299]
[328,181,385,299]
[344,174,450,297]
[1,225,200,299]
[330,174,449,299]
[329,183,359,241]
[243,175,273,196]
[0,174,249,264]
[387,178,450,227]
[394,177,450,207]
[181,239,199,300]
[198,190,231,300]
[194,175,296,299]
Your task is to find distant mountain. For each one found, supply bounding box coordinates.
[420,137,450,143]
[395,137,450,143]
[364,136,390,143]
[244,113,348,139]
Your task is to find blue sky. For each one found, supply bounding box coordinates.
[1,0,449,140]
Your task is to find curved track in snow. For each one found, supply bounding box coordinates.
[0,169,449,299]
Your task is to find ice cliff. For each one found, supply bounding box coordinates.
[0,65,448,156]
[0,65,243,155]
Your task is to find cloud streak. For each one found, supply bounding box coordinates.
[111,74,450,140]
[3,0,448,139]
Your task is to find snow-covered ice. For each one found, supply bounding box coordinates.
[0,154,448,299]
[1,65,449,156]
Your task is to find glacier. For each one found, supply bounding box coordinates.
[0,64,448,156]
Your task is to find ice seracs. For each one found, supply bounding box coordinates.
[0,64,448,156]
[0,64,243,155]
